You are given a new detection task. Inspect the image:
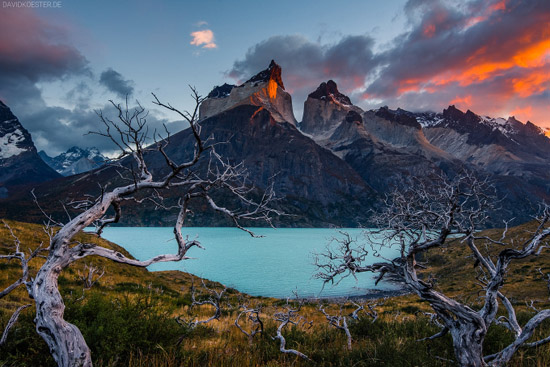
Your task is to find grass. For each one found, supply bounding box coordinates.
[1,219,550,366]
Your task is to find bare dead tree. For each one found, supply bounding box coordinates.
[319,304,353,350]
[319,298,383,350]
[234,303,264,345]
[77,264,105,290]
[0,221,46,346]
[315,173,550,367]
[272,298,311,361]
[0,89,281,367]
[176,279,226,330]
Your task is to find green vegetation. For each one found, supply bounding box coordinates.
[1,220,550,366]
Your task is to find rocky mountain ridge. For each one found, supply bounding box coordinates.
[1,62,549,227]
[0,100,60,197]
[39,146,107,176]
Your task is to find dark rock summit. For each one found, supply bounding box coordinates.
[245,60,285,89]
[345,110,363,124]
[308,80,352,105]
[374,107,421,129]
[207,83,235,99]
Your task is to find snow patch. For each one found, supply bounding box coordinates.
[479,116,518,138]
[0,127,27,159]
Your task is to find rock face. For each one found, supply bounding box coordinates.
[199,60,297,125]
[322,106,459,193]
[39,147,107,176]
[0,100,60,197]
[2,61,549,228]
[300,80,363,137]
[1,65,376,226]
[415,105,550,174]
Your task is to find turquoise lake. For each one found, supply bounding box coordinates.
[99,227,400,298]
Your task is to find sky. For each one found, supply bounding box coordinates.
[0,0,548,155]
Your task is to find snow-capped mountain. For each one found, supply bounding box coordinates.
[0,100,60,197]
[39,146,107,176]
[409,105,550,169]
[414,106,547,140]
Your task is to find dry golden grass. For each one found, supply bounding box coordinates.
[1,219,550,366]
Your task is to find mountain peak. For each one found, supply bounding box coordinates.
[244,59,285,90]
[374,106,420,129]
[199,60,296,124]
[40,146,107,176]
[308,80,352,105]
[207,83,235,99]
[442,105,465,120]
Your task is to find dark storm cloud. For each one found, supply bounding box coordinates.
[365,0,549,97]
[0,8,89,109]
[0,9,169,156]
[21,102,185,156]
[99,68,135,98]
[0,9,89,85]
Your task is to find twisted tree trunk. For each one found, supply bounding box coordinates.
[33,255,92,367]
[450,324,487,367]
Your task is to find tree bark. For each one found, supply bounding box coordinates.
[450,324,487,367]
[33,256,92,367]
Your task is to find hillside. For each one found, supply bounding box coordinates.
[1,220,550,366]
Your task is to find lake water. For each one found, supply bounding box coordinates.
[99,227,401,298]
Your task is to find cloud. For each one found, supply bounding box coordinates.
[99,68,135,97]
[0,8,88,108]
[228,0,549,126]
[362,0,550,125]
[22,102,184,156]
[0,8,88,85]
[0,9,182,156]
[190,29,217,49]
[228,34,376,116]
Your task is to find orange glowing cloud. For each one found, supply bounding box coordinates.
[489,0,506,12]
[509,105,533,120]
[512,69,550,98]
[398,78,423,94]
[423,24,436,38]
[190,29,217,49]
[450,95,473,108]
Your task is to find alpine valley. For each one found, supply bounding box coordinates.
[1,61,549,227]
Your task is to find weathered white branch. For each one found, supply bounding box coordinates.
[272,304,311,361]
[177,280,226,329]
[0,304,31,346]
[77,264,105,289]
[234,304,264,344]
[319,304,353,350]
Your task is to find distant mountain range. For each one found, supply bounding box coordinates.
[39,147,107,176]
[1,60,549,227]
